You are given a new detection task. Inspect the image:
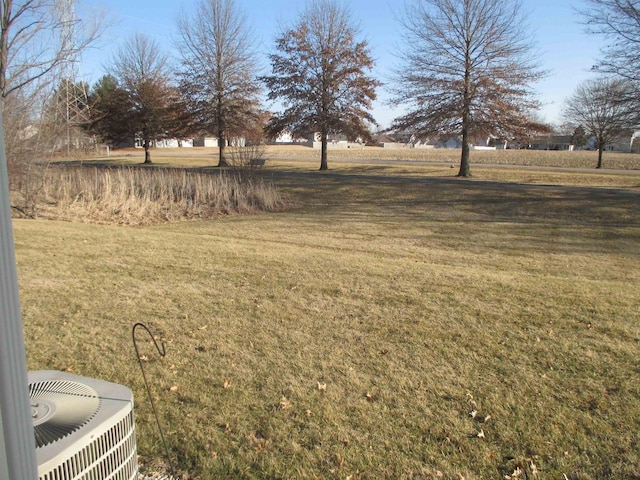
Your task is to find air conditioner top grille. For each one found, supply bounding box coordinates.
[30,379,101,448]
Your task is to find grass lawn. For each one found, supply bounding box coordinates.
[14,152,640,479]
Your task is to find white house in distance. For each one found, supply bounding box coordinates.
[380,131,640,152]
[193,136,246,147]
[381,133,484,150]
[123,129,640,152]
[528,132,640,152]
[273,130,309,144]
[151,138,194,148]
[272,131,364,149]
[128,135,245,149]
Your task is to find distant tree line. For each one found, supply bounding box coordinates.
[83,0,379,171]
[2,0,639,180]
[560,0,640,168]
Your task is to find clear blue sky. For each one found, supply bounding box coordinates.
[79,0,605,129]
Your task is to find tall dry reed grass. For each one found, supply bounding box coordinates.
[35,166,284,225]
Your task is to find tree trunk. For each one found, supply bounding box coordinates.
[218,137,228,167]
[458,127,471,177]
[320,132,328,170]
[143,138,152,164]
[0,0,10,97]
[597,140,604,169]
[459,57,471,178]
[216,88,227,167]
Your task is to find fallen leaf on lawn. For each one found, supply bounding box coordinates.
[466,392,477,407]
[255,439,269,454]
[505,467,523,479]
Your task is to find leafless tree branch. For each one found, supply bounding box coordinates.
[261,0,380,170]
[563,77,637,168]
[580,0,640,81]
[390,0,546,176]
[175,0,262,167]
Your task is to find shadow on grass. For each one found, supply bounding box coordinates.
[49,160,640,256]
[262,168,640,256]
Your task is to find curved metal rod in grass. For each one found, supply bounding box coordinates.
[132,322,175,476]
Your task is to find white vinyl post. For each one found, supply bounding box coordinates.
[0,403,10,480]
[0,108,39,478]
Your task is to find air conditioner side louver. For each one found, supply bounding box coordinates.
[29,370,139,480]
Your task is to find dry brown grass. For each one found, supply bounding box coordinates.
[78,144,640,171]
[263,145,640,170]
[14,157,640,479]
[16,165,284,225]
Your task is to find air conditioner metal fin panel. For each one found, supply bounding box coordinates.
[29,370,138,480]
[29,379,101,448]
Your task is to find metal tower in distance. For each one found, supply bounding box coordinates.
[55,0,91,154]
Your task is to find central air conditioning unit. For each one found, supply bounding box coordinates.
[28,370,139,480]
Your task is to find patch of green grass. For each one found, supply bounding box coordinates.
[14,161,640,479]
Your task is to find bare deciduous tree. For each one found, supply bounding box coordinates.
[0,0,100,100]
[261,0,379,171]
[581,0,640,81]
[2,86,51,214]
[390,0,545,177]
[176,0,261,167]
[110,34,173,164]
[1,0,101,214]
[563,77,636,168]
